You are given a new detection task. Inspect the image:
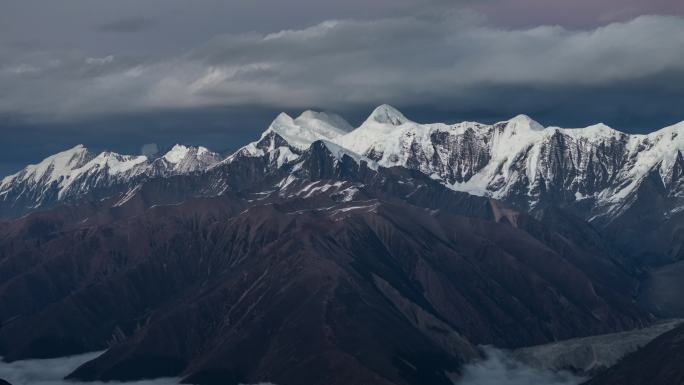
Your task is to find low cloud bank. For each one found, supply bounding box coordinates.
[457,347,585,385]
[0,352,177,385]
[0,347,589,385]
[0,352,277,385]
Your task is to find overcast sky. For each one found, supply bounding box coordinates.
[2,0,684,175]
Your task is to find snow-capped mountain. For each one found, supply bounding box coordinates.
[0,126,648,385]
[333,105,684,225]
[0,144,221,217]
[147,144,222,177]
[0,105,677,385]
[0,145,146,213]
[3,104,684,242]
[229,104,684,264]
[219,110,357,177]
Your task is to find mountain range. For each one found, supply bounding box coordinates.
[4,105,684,264]
[1,105,684,384]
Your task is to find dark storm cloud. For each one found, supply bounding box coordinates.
[97,17,155,33]
[2,12,684,120]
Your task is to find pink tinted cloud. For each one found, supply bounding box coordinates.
[473,0,684,28]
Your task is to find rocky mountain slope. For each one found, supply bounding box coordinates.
[2,105,683,384]
[332,105,684,263]
[4,105,684,263]
[0,144,221,218]
[0,132,650,385]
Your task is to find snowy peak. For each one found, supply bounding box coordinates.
[295,110,354,133]
[364,104,410,126]
[152,144,221,175]
[162,144,217,165]
[334,105,413,157]
[0,145,150,212]
[1,144,94,187]
[647,120,684,142]
[0,142,222,214]
[261,110,351,151]
[163,144,194,163]
[4,106,684,226]
[504,114,545,132]
[560,123,623,141]
[272,112,295,128]
[31,144,92,172]
[86,151,147,174]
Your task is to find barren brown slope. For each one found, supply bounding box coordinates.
[0,142,649,385]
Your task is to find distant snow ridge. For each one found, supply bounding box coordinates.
[231,110,355,168]
[148,144,222,176]
[363,104,410,126]
[231,104,684,225]
[0,145,147,207]
[2,104,684,223]
[0,144,221,211]
[334,106,684,223]
[262,110,352,151]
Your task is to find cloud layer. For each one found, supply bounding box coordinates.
[0,352,177,385]
[0,348,580,385]
[0,352,276,385]
[2,12,684,122]
[457,347,584,385]
[1,4,684,176]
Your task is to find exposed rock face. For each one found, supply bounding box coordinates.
[335,110,684,221]
[334,108,684,263]
[0,140,648,385]
[3,106,683,384]
[5,107,684,265]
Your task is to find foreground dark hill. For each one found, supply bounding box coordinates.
[0,141,648,385]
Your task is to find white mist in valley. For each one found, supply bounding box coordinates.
[456,347,585,385]
[0,352,176,385]
[0,348,583,385]
[0,352,275,385]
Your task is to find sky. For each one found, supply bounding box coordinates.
[1,0,684,175]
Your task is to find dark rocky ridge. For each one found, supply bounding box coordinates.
[0,141,649,385]
[4,107,682,384]
[4,110,684,269]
